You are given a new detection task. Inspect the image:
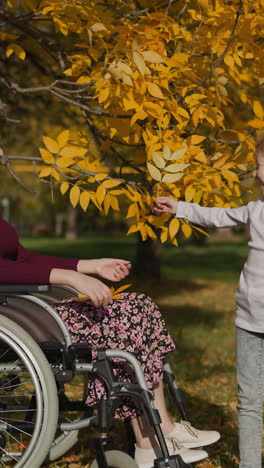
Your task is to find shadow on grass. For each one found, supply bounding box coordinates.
[60,390,239,468]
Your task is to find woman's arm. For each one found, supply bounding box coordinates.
[156,197,250,228]
[49,268,113,308]
[77,258,131,281]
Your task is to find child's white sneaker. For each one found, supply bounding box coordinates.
[166,421,220,448]
[134,439,208,468]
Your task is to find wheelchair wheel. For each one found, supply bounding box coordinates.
[48,373,90,461]
[90,450,139,468]
[0,315,58,467]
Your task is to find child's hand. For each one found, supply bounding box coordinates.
[155,197,178,214]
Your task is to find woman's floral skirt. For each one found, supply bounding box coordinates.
[52,292,175,418]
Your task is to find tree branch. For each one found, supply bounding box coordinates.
[199,6,242,87]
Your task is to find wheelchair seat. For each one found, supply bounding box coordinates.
[0,295,65,343]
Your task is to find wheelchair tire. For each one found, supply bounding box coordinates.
[48,372,89,461]
[90,450,139,468]
[0,315,58,468]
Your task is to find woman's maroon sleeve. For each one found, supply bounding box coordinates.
[17,243,78,270]
[0,257,58,283]
[0,244,78,284]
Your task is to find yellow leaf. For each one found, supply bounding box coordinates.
[160,228,168,243]
[57,130,69,149]
[163,146,171,160]
[222,169,239,182]
[177,107,189,119]
[144,101,163,118]
[53,18,68,36]
[6,43,26,60]
[42,136,59,154]
[188,135,206,145]
[80,191,90,211]
[39,148,55,164]
[248,119,264,129]
[127,224,140,235]
[77,75,91,83]
[126,203,139,219]
[110,189,124,195]
[90,192,102,211]
[169,218,180,238]
[95,173,108,182]
[70,186,80,208]
[213,154,229,169]
[182,223,192,238]
[111,283,132,297]
[193,190,202,203]
[147,162,161,181]
[96,185,106,205]
[104,193,111,214]
[60,182,69,195]
[90,23,107,32]
[162,173,184,183]
[140,225,147,241]
[192,225,209,237]
[224,55,235,69]
[147,82,164,99]
[141,51,164,63]
[146,225,156,239]
[192,108,202,127]
[98,87,110,104]
[152,152,165,169]
[165,163,189,173]
[133,51,146,76]
[110,195,119,211]
[185,185,195,202]
[56,157,75,168]
[51,168,60,181]
[170,148,187,160]
[130,111,148,127]
[102,179,122,189]
[39,167,52,178]
[59,146,87,158]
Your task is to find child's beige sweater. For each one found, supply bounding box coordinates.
[177,199,264,332]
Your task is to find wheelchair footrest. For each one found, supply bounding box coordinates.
[154,454,192,468]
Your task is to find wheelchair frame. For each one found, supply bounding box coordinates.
[0,284,191,468]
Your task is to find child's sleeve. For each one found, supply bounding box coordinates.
[176,201,250,227]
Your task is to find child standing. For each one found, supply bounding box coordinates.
[156,138,264,468]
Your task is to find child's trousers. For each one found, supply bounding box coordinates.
[236,326,264,468]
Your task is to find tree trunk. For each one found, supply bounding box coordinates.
[55,213,64,237]
[65,204,77,239]
[134,234,162,279]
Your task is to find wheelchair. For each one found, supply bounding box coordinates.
[0,283,191,468]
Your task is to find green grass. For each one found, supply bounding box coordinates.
[21,235,248,467]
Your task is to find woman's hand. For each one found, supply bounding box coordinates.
[50,269,113,308]
[155,197,178,215]
[77,258,131,282]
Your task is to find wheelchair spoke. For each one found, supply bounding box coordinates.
[0,418,33,439]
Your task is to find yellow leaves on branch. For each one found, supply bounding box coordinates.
[6,43,26,60]
[147,146,189,184]
[13,1,264,244]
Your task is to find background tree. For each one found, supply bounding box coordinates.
[0,0,263,275]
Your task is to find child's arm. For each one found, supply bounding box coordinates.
[156,197,250,228]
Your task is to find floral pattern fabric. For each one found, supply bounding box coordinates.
[52,292,176,418]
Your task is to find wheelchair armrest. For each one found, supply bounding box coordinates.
[0,284,50,294]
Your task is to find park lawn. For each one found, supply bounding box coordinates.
[22,235,248,468]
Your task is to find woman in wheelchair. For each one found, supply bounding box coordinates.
[0,207,220,468]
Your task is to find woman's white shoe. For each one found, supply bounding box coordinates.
[165,421,220,448]
[134,439,208,468]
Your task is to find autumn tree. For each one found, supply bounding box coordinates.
[0,0,263,275]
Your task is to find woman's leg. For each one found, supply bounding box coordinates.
[236,327,264,468]
[131,379,175,449]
